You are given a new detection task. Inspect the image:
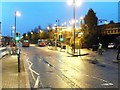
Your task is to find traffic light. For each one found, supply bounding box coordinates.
[15,32,20,41]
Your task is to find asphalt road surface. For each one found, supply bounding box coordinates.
[21,45,119,89]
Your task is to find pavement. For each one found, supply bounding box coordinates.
[1,54,30,89]
[48,45,120,64]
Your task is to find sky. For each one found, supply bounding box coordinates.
[1,1,119,36]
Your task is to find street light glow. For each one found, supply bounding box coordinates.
[67,0,73,6]
[72,19,74,24]
[80,16,84,20]
[54,24,56,26]
[15,11,21,17]
[76,0,82,7]
[76,20,78,23]
[105,20,108,24]
[67,26,72,31]
[31,32,33,34]
[64,22,67,25]
[47,26,50,30]
[52,26,56,30]
[67,0,82,7]
[11,26,15,30]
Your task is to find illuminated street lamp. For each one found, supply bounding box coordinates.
[31,32,33,35]
[11,26,15,37]
[47,26,50,30]
[62,22,67,27]
[39,30,43,39]
[105,20,108,24]
[80,16,83,25]
[67,0,82,54]
[14,11,21,40]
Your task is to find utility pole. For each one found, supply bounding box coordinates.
[73,0,76,54]
[55,20,60,50]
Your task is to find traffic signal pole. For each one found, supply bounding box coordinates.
[15,32,20,73]
[17,47,20,72]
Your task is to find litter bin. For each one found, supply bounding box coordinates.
[92,45,98,51]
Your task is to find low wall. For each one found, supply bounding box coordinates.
[0,47,9,59]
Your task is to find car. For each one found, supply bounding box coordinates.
[108,43,116,49]
[38,41,46,47]
[22,40,30,47]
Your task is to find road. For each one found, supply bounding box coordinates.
[21,45,119,89]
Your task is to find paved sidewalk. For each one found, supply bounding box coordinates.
[2,55,30,89]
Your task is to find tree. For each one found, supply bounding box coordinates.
[84,8,98,31]
[83,8,99,48]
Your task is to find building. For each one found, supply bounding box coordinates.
[98,22,120,35]
[98,22,120,47]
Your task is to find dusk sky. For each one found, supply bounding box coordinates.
[1,1,119,36]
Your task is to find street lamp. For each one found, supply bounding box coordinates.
[55,20,60,50]
[47,26,50,30]
[11,26,15,37]
[39,30,43,39]
[14,11,21,73]
[67,0,82,54]
[80,17,83,25]
[14,11,21,42]
[31,32,33,35]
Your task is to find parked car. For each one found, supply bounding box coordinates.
[38,41,46,47]
[108,43,117,49]
[22,40,30,47]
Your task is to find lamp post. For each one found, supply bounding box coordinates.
[14,11,21,43]
[14,11,21,73]
[67,0,82,54]
[55,20,60,50]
